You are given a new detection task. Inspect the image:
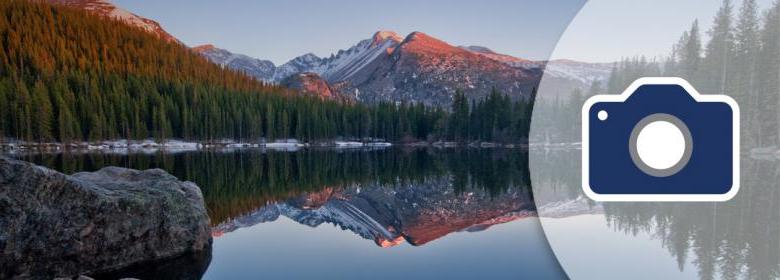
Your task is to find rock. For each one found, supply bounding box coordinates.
[0,157,211,279]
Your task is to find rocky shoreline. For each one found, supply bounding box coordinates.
[0,157,212,279]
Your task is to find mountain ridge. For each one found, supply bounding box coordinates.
[46,0,179,43]
[198,31,612,105]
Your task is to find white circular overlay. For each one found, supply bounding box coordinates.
[635,121,685,170]
[528,0,763,279]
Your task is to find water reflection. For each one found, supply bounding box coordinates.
[10,148,562,279]
[533,148,780,280]
[213,176,535,247]
[603,157,780,280]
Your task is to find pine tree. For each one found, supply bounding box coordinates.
[735,0,761,146]
[31,80,53,142]
[702,0,736,97]
[679,20,703,79]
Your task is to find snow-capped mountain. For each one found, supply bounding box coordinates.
[311,30,404,82]
[193,44,276,81]
[196,31,612,105]
[460,45,613,85]
[330,31,540,105]
[47,0,178,43]
[543,59,613,85]
[273,53,323,82]
[196,31,404,85]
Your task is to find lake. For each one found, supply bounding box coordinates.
[530,149,780,280]
[7,148,567,279]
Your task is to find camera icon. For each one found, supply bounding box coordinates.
[582,77,739,202]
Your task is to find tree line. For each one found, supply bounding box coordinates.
[16,148,532,225]
[0,0,533,144]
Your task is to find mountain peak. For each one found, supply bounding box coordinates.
[404,31,429,40]
[402,31,444,45]
[371,30,403,46]
[399,31,460,55]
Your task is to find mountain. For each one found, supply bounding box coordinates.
[543,59,613,84]
[192,44,276,81]
[197,31,612,106]
[195,31,404,84]
[281,72,344,101]
[198,31,542,106]
[46,0,179,43]
[460,45,613,84]
[339,31,541,106]
[460,45,536,67]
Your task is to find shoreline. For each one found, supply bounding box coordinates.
[0,138,539,153]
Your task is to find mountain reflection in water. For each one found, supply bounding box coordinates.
[212,177,536,247]
[10,148,557,279]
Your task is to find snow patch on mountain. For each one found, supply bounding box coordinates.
[194,44,276,81]
[543,60,614,84]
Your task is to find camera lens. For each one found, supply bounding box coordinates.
[629,113,693,177]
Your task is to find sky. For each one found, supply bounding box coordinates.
[112,0,585,65]
[552,0,778,62]
[113,0,777,65]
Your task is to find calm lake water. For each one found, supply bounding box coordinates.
[530,149,780,280]
[8,148,567,279]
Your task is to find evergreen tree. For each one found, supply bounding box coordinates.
[31,80,53,142]
[735,0,761,146]
[679,20,703,79]
[702,0,736,95]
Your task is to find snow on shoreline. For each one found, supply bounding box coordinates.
[0,138,394,153]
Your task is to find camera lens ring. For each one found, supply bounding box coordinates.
[628,113,693,177]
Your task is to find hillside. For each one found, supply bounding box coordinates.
[0,0,437,143]
[46,0,179,42]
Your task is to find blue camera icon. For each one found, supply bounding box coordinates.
[582,77,740,201]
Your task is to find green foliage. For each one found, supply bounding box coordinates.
[447,89,534,143]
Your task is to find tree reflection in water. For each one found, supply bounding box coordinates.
[533,149,780,280]
[12,148,534,244]
[605,158,780,280]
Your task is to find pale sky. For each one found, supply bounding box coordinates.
[113,0,776,65]
[113,0,585,65]
[553,0,777,62]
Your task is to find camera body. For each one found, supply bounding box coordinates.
[582,77,739,201]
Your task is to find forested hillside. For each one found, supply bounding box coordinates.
[0,0,533,144]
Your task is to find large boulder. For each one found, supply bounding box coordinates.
[0,157,211,279]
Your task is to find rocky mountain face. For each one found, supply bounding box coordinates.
[212,177,536,247]
[281,72,342,100]
[198,31,544,106]
[0,157,211,278]
[192,44,276,81]
[197,31,612,106]
[46,0,179,43]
